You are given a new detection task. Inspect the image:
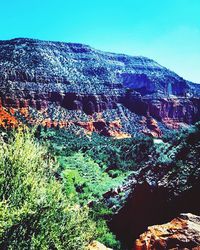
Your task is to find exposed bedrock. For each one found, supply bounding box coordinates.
[0,91,119,114]
[146,97,200,123]
[121,91,200,124]
[109,181,200,249]
[0,90,200,126]
[0,38,200,132]
[61,93,118,114]
[134,213,200,250]
[120,72,190,96]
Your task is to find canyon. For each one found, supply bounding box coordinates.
[0,38,200,250]
[0,38,200,137]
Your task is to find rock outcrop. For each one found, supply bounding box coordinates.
[142,117,162,137]
[88,241,112,250]
[0,38,200,136]
[0,108,18,128]
[75,119,131,138]
[134,213,200,250]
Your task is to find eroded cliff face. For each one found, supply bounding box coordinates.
[0,92,119,114]
[0,38,200,136]
[121,91,200,125]
[0,39,200,249]
[147,97,200,124]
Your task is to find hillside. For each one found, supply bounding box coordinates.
[0,38,200,137]
[0,38,200,250]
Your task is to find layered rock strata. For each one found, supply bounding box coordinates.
[0,38,200,136]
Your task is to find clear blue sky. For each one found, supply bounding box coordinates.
[1,0,200,82]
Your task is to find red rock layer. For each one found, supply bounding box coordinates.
[146,97,200,124]
[75,119,131,139]
[140,117,162,138]
[0,106,130,139]
[0,108,19,128]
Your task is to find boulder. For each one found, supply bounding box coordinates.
[133,213,200,250]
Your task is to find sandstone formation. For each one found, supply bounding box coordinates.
[134,213,200,250]
[0,38,200,136]
[75,119,131,138]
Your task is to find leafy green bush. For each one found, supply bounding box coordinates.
[0,131,95,250]
[90,202,121,250]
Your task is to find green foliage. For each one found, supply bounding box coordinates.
[60,153,126,203]
[40,127,153,171]
[62,169,81,200]
[1,122,199,250]
[90,202,121,250]
[147,122,200,196]
[38,128,128,248]
[95,219,120,250]
[0,131,95,250]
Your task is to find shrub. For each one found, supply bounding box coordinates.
[0,130,95,250]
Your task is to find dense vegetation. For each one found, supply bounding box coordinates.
[0,125,154,250]
[38,127,153,171]
[0,122,200,250]
[0,130,98,249]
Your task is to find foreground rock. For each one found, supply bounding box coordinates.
[88,241,112,250]
[134,213,200,250]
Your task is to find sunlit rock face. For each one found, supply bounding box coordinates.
[75,119,131,138]
[0,38,200,136]
[88,241,113,250]
[133,213,200,250]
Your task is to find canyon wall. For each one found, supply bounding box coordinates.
[0,38,200,136]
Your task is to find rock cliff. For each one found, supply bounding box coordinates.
[0,38,200,136]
